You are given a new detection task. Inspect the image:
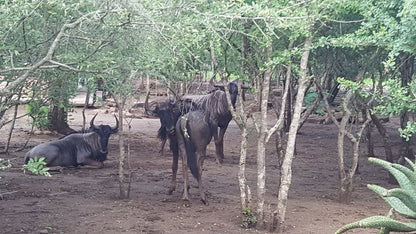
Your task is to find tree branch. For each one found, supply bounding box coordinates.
[0,10,106,97]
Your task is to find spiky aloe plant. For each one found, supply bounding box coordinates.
[336,157,416,234]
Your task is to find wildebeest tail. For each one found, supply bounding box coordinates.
[185,139,199,180]
[157,126,167,141]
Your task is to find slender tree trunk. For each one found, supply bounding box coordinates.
[399,53,415,159]
[5,103,20,153]
[117,98,128,199]
[338,107,371,203]
[256,44,273,225]
[366,124,374,157]
[49,103,73,135]
[238,125,249,209]
[371,114,395,183]
[337,100,350,202]
[275,36,312,232]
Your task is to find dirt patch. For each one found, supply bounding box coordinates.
[0,107,406,233]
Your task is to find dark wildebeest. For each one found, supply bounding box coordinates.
[176,110,213,205]
[145,81,247,198]
[144,92,183,194]
[143,93,179,156]
[24,113,119,168]
[144,90,201,195]
[179,80,247,164]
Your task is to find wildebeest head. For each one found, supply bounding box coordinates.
[214,80,249,107]
[89,113,119,153]
[144,91,180,135]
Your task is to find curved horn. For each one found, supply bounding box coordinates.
[111,114,119,132]
[144,91,155,115]
[90,113,99,129]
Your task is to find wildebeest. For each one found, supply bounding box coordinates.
[176,110,213,205]
[24,113,119,168]
[144,93,180,156]
[179,80,247,164]
[145,80,247,198]
[144,92,183,194]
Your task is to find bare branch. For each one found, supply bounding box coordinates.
[0,10,106,97]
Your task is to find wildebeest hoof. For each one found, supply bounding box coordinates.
[201,199,209,206]
[183,200,191,207]
[167,188,175,195]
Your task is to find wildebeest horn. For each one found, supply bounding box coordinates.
[111,114,119,132]
[144,91,155,115]
[90,113,99,129]
[213,83,225,91]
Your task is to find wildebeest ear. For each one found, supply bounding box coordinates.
[111,114,119,133]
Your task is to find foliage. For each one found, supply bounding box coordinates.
[304,90,325,115]
[373,80,416,141]
[241,207,257,229]
[336,157,416,233]
[23,157,51,177]
[0,158,12,171]
[0,158,12,180]
[26,101,50,130]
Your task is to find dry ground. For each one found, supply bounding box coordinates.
[0,105,408,234]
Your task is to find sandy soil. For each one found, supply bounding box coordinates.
[0,105,407,234]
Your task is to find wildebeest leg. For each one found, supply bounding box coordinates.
[181,153,191,207]
[212,126,223,164]
[80,158,104,168]
[159,138,167,156]
[197,149,208,205]
[217,126,228,160]
[168,152,179,195]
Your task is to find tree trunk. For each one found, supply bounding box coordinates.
[399,53,415,160]
[256,46,273,225]
[117,98,128,199]
[238,125,250,209]
[365,124,374,157]
[5,103,19,153]
[49,104,73,135]
[337,102,349,202]
[371,114,395,183]
[275,36,312,232]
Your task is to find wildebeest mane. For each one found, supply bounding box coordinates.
[181,90,230,120]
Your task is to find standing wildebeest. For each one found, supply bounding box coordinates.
[24,113,119,168]
[143,93,179,156]
[176,110,213,205]
[179,81,247,164]
[144,92,183,194]
[145,81,247,198]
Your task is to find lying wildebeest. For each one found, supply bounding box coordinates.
[176,110,213,205]
[178,80,248,164]
[24,113,119,168]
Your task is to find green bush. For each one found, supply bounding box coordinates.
[0,158,12,180]
[241,207,257,229]
[26,101,50,130]
[23,157,51,177]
